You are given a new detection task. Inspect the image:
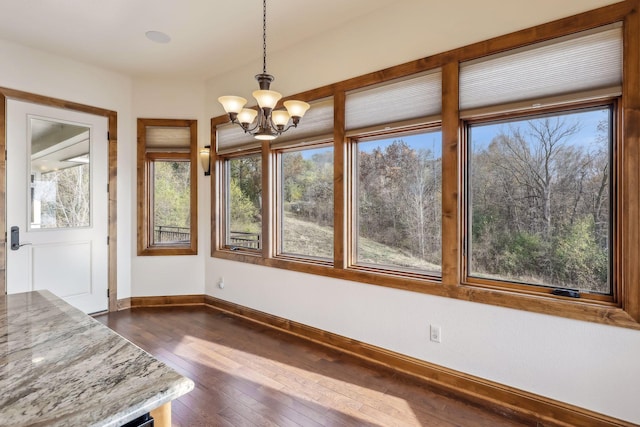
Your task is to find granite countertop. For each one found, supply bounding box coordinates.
[0,290,194,427]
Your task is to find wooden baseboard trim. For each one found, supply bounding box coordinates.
[130,294,205,308]
[125,294,631,426]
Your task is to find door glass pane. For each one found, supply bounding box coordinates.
[30,118,91,229]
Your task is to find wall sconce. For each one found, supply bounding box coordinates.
[199,145,211,176]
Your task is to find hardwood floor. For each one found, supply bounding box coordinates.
[96,306,531,427]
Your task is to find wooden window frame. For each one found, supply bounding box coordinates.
[347,124,443,280]
[274,140,335,265]
[218,149,263,255]
[211,0,640,329]
[461,99,619,305]
[137,118,198,256]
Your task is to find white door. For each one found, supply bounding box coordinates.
[6,99,109,314]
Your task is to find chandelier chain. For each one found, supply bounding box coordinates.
[262,0,267,74]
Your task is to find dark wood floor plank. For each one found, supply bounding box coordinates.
[96,306,531,427]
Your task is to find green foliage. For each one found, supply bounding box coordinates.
[229,178,260,233]
[469,111,611,293]
[153,161,190,229]
[552,217,608,290]
[357,138,442,269]
[228,155,262,234]
[281,148,334,256]
[283,150,334,226]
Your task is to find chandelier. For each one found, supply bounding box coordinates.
[218,0,310,141]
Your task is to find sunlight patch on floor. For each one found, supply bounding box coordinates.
[173,335,422,426]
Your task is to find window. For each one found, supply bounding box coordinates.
[225,153,262,250]
[210,3,640,328]
[137,119,197,255]
[278,144,334,260]
[460,24,621,300]
[467,105,613,297]
[353,128,442,275]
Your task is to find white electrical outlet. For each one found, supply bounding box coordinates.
[218,277,225,289]
[430,325,441,343]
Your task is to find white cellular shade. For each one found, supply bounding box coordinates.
[346,70,442,131]
[460,25,622,111]
[146,126,190,150]
[216,122,261,154]
[273,98,333,145]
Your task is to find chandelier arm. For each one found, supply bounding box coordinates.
[266,115,283,135]
[242,122,261,134]
[233,116,261,134]
[274,121,298,134]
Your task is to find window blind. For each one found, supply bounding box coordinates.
[345,70,442,132]
[216,122,261,154]
[272,97,334,145]
[146,126,190,151]
[459,24,622,113]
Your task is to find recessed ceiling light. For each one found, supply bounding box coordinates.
[145,30,171,44]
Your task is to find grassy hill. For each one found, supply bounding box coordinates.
[282,213,441,273]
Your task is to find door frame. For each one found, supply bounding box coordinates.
[0,87,118,312]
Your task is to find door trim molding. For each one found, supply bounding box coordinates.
[0,87,118,312]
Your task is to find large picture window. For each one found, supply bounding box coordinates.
[467,105,613,297]
[354,128,442,275]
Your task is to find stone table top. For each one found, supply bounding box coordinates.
[0,290,193,427]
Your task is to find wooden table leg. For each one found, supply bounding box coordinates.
[150,402,171,427]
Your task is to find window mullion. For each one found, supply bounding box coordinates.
[622,7,640,322]
[441,61,461,287]
[334,91,347,270]
[261,140,273,259]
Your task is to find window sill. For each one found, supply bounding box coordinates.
[211,248,640,330]
[138,246,197,256]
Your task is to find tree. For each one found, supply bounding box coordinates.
[357,138,441,268]
[470,111,610,292]
[228,155,262,234]
[39,164,90,228]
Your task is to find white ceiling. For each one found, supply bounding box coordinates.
[0,0,621,83]
[0,0,400,80]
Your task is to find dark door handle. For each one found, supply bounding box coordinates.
[10,226,31,251]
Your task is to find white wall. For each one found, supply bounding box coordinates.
[130,77,208,297]
[204,0,640,423]
[0,38,134,300]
